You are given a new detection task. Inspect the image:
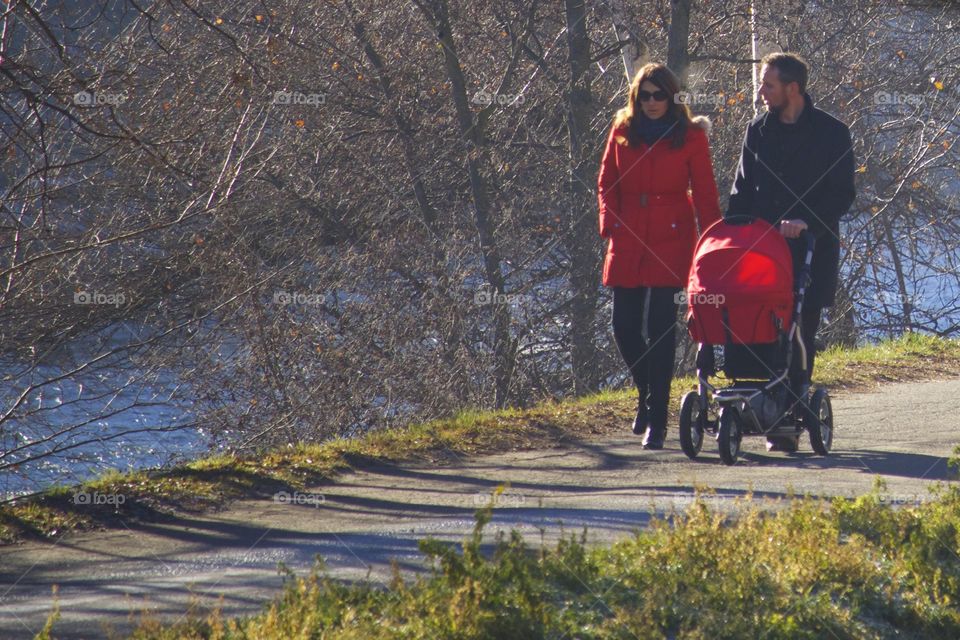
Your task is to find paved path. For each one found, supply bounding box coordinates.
[1,378,957,639]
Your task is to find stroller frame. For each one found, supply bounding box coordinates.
[679,222,834,465]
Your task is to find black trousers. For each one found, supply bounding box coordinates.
[611,286,680,430]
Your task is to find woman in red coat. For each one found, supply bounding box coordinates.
[597,63,721,449]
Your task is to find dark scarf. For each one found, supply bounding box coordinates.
[635,112,676,146]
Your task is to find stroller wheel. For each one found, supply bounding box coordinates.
[717,407,742,466]
[679,391,705,459]
[806,388,833,455]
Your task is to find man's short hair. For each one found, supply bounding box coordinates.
[762,52,808,94]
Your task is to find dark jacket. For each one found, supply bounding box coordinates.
[725,93,855,307]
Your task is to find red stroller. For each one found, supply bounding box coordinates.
[679,217,834,465]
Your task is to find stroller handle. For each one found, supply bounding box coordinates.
[794,229,816,306]
[720,215,817,254]
[797,228,816,256]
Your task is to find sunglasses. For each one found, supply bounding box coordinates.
[638,89,669,102]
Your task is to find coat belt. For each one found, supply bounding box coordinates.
[638,192,689,207]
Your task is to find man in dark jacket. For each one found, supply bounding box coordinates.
[725,52,856,451]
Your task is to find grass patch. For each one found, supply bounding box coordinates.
[2,333,959,545]
[118,481,960,639]
[815,332,960,390]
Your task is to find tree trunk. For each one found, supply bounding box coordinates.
[347,4,441,241]
[667,0,692,85]
[564,0,601,395]
[879,212,913,334]
[414,0,516,407]
[608,0,649,82]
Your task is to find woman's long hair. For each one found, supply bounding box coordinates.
[612,63,695,149]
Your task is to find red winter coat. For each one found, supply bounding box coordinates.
[597,118,721,288]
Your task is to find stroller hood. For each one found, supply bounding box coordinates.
[686,218,794,344]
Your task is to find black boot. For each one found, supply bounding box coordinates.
[642,424,665,450]
[632,402,648,435]
[632,387,649,435]
[643,383,668,449]
[765,435,799,453]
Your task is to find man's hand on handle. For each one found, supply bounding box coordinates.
[779,219,808,239]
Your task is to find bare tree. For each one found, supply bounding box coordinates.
[1,0,956,498]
